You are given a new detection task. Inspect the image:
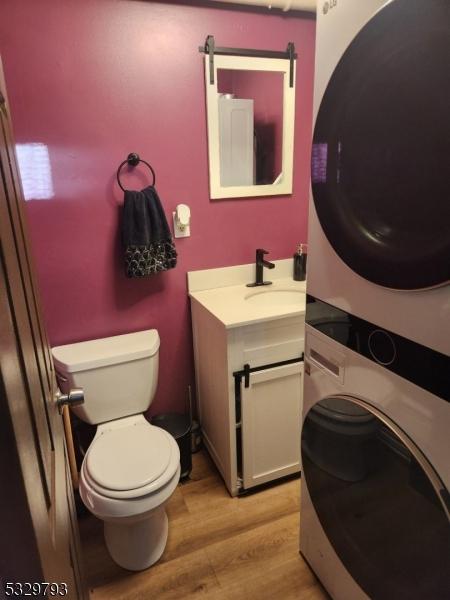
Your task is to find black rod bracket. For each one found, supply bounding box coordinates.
[205,34,215,85]
[243,364,250,389]
[287,42,295,87]
[199,35,297,87]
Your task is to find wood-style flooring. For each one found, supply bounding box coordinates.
[79,450,329,600]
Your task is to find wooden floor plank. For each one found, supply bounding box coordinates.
[79,450,329,599]
[162,482,299,563]
[208,556,328,600]
[90,548,220,600]
[166,486,190,523]
[205,513,327,600]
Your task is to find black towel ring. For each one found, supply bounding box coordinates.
[116,153,156,192]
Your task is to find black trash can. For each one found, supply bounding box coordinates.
[151,413,192,480]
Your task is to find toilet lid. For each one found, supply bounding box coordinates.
[86,423,172,492]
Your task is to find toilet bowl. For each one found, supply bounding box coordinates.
[52,330,180,571]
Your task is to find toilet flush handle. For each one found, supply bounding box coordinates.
[56,388,84,413]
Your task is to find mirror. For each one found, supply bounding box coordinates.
[204,55,296,199]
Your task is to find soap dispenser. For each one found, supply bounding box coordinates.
[293,244,307,281]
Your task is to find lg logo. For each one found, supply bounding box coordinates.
[323,0,337,14]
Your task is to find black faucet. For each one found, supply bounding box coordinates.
[247,249,275,287]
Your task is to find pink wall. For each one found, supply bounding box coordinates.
[0,0,315,415]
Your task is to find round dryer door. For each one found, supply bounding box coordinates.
[311,0,450,290]
[301,396,450,600]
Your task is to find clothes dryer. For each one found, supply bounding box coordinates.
[308,0,450,355]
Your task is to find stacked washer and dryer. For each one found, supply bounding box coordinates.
[301,1,450,599]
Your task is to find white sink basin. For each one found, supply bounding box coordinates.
[245,289,304,307]
[190,275,306,328]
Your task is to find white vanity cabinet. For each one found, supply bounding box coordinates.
[190,297,305,496]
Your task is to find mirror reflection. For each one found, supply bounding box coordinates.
[217,69,284,187]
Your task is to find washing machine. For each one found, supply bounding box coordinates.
[308,0,450,356]
[300,302,450,600]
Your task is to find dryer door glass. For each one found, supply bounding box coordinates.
[311,0,450,289]
[301,397,450,600]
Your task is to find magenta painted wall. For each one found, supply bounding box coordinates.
[0,0,315,415]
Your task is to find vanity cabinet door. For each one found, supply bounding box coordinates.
[241,362,303,489]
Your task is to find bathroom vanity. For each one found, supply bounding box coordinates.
[188,260,305,496]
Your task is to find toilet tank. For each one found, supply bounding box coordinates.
[52,330,160,425]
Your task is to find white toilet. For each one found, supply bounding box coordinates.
[52,330,180,571]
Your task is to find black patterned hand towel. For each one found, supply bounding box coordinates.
[122,186,177,278]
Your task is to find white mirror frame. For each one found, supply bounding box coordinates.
[204,54,296,200]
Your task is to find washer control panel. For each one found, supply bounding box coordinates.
[305,295,449,402]
[368,329,397,366]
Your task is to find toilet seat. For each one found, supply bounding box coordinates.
[83,421,180,500]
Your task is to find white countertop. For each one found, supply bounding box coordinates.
[189,277,307,329]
